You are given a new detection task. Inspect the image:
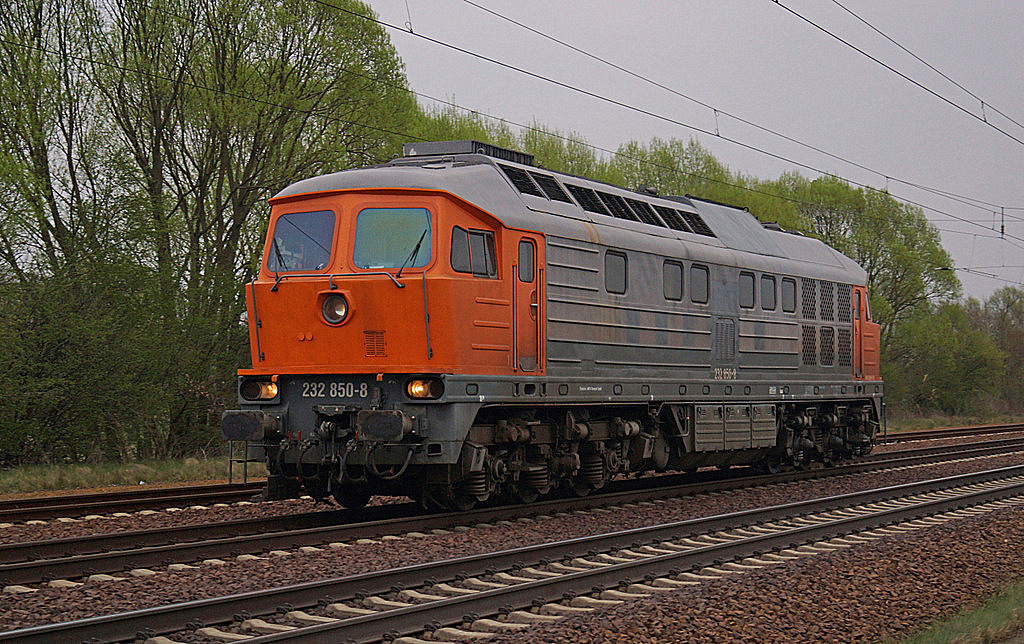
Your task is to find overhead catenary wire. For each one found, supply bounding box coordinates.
[829,0,1024,132]
[8,7,1024,286]
[458,0,1024,218]
[309,0,1024,252]
[771,0,1024,147]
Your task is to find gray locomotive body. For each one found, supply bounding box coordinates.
[224,141,883,508]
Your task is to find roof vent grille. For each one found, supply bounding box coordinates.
[681,211,716,237]
[653,206,693,233]
[625,198,667,228]
[498,164,544,197]
[529,172,573,202]
[597,191,641,222]
[565,184,610,216]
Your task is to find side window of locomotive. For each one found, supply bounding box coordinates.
[690,264,709,304]
[663,260,683,301]
[781,277,796,313]
[739,272,755,309]
[267,210,335,272]
[451,226,497,278]
[353,207,431,269]
[518,240,535,283]
[605,251,627,294]
[854,291,861,320]
[761,275,777,311]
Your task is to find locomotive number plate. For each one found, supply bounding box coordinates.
[300,381,370,398]
[713,368,737,380]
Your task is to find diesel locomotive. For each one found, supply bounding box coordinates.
[222,140,883,509]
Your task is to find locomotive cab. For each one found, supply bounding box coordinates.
[224,179,546,506]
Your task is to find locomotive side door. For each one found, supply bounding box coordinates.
[853,287,881,379]
[513,234,543,372]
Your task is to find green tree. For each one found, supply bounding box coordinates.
[884,302,1004,414]
[976,287,1024,411]
[767,175,960,343]
[0,0,419,463]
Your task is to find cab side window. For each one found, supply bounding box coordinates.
[518,240,535,282]
[605,251,627,294]
[451,226,497,277]
[782,278,797,313]
[761,275,777,311]
[739,272,755,309]
[691,264,710,304]
[663,260,683,301]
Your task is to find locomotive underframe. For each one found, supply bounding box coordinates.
[227,373,882,509]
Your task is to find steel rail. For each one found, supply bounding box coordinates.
[5,463,1023,644]
[879,422,1024,444]
[2,438,1022,585]
[255,472,1024,644]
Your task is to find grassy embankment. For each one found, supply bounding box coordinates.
[884,412,1024,433]
[0,456,267,497]
[893,580,1024,644]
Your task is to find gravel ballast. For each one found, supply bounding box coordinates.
[486,502,1024,644]
[1,450,1022,632]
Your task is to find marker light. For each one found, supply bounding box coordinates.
[240,380,279,401]
[406,378,444,399]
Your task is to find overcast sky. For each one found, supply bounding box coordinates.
[364,0,1024,300]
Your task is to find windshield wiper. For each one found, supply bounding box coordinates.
[396,228,428,279]
[271,237,287,291]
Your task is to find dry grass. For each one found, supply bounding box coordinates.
[0,456,267,496]
[893,580,1024,644]
[885,412,1024,434]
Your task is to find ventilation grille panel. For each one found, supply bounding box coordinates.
[597,191,640,222]
[801,279,817,320]
[713,319,736,362]
[529,172,573,202]
[838,328,852,368]
[820,281,835,322]
[565,184,610,215]
[653,206,693,232]
[682,211,716,236]
[364,331,387,357]
[837,284,852,323]
[498,164,543,197]
[624,198,666,227]
[801,325,817,366]
[820,327,835,366]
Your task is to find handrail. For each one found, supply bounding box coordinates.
[268,271,406,292]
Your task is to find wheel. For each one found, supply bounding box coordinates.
[332,483,371,509]
[447,493,477,512]
[510,483,539,504]
[569,477,592,497]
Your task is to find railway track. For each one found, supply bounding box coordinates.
[2,437,1022,588]
[6,463,1023,643]
[878,422,1024,444]
[0,481,266,523]
[0,423,1009,524]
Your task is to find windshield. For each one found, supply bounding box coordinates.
[353,207,431,269]
[267,210,335,272]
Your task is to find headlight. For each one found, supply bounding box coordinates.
[240,380,279,401]
[406,378,444,399]
[322,294,349,325]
